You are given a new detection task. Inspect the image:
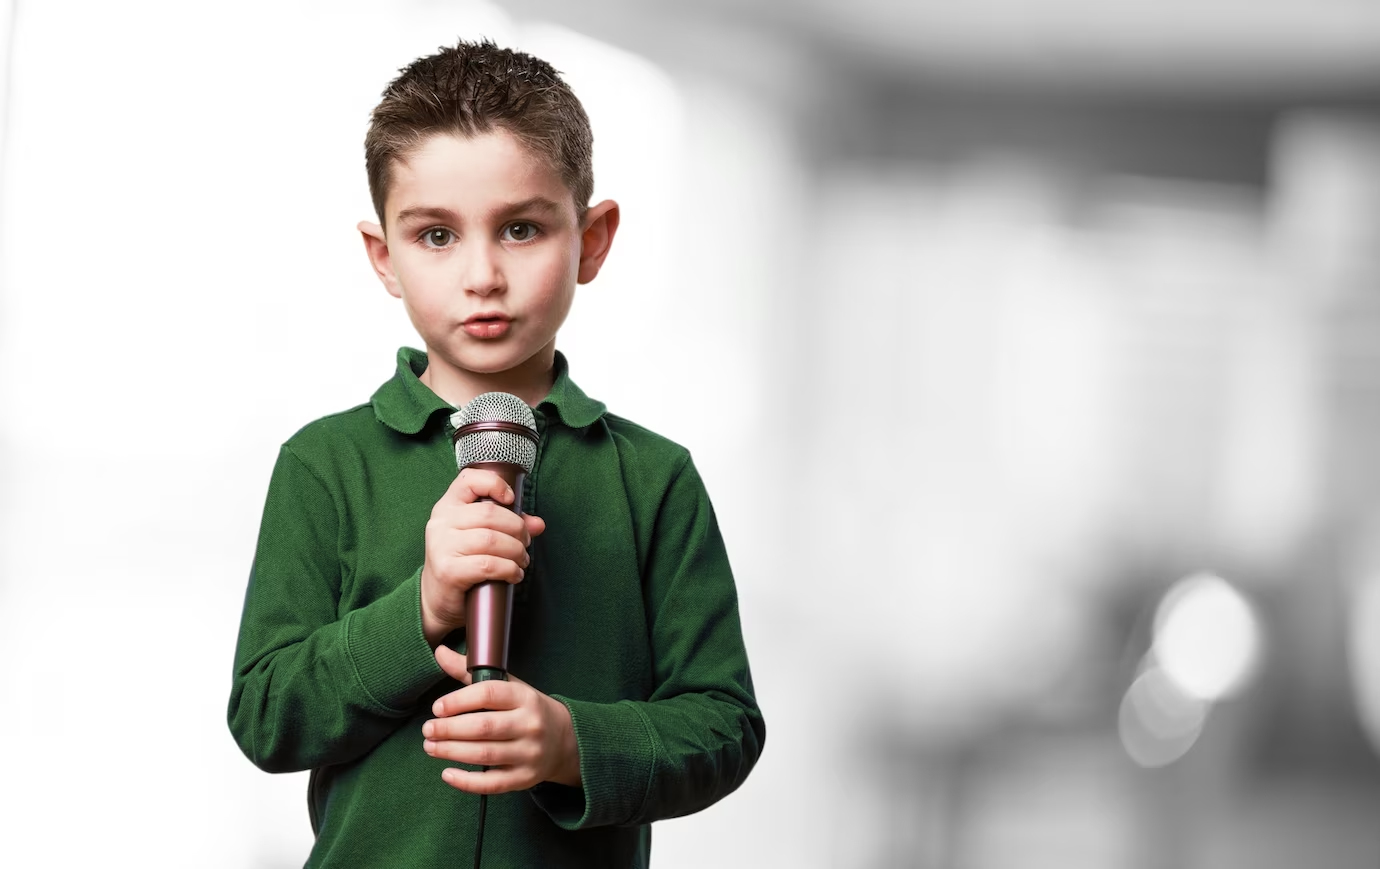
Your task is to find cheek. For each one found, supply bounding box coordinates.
[394,261,447,313]
[527,252,579,299]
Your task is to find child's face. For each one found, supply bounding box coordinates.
[361,130,610,403]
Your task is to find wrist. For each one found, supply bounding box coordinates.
[548,696,582,787]
[418,587,453,648]
[422,618,449,649]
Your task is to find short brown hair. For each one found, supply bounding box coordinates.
[365,39,594,230]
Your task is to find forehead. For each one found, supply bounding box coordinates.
[385,130,576,225]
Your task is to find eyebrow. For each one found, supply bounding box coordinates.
[393,197,566,227]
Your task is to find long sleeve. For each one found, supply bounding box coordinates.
[532,454,766,828]
[227,444,445,773]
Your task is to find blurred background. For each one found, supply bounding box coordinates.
[3,0,1380,866]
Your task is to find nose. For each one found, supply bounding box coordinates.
[459,241,505,297]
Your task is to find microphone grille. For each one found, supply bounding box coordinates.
[450,392,539,472]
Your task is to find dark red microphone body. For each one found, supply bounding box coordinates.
[449,392,539,684]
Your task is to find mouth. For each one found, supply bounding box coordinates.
[462,312,512,339]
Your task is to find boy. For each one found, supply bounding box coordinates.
[227,39,765,868]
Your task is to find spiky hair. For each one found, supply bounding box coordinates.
[365,39,594,228]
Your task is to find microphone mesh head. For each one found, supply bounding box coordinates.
[451,392,538,472]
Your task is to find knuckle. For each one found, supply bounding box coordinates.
[471,468,496,487]
[480,682,500,707]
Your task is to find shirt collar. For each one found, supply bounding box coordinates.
[372,347,606,435]
[538,351,607,430]
[371,347,454,435]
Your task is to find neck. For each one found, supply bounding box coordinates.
[420,347,557,409]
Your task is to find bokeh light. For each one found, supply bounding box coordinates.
[1119,665,1210,768]
[1153,572,1263,702]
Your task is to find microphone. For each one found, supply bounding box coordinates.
[449,392,539,684]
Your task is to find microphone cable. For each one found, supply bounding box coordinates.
[470,666,505,869]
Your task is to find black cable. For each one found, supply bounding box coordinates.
[470,667,505,869]
[472,794,487,869]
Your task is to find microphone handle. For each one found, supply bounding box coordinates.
[463,462,525,679]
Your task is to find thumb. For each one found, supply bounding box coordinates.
[525,514,547,538]
[435,643,472,683]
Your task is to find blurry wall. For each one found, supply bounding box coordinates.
[789,47,1380,869]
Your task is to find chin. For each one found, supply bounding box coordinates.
[457,350,544,376]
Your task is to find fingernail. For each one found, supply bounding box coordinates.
[442,769,457,783]
[422,721,434,738]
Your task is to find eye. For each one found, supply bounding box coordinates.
[503,222,539,243]
[421,228,455,248]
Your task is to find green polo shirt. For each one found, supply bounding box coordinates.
[228,348,764,868]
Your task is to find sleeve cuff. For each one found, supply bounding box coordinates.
[343,567,444,714]
[530,697,657,829]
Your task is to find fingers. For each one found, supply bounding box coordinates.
[422,669,571,795]
[424,710,531,747]
[423,679,537,792]
[420,468,546,643]
[432,678,517,717]
[441,469,545,540]
[433,499,532,545]
[423,510,532,592]
[448,526,533,570]
[423,706,543,792]
[426,738,537,771]
[434,644,471,683]
[445,467,517,507]
[524,514,546,539]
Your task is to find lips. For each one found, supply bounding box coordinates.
[462,312,511,339]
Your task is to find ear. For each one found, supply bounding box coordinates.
[358,220,403,299]
[576,200,620,285]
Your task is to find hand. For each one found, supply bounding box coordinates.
[420,469,546,646]
[423,644,582,794]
